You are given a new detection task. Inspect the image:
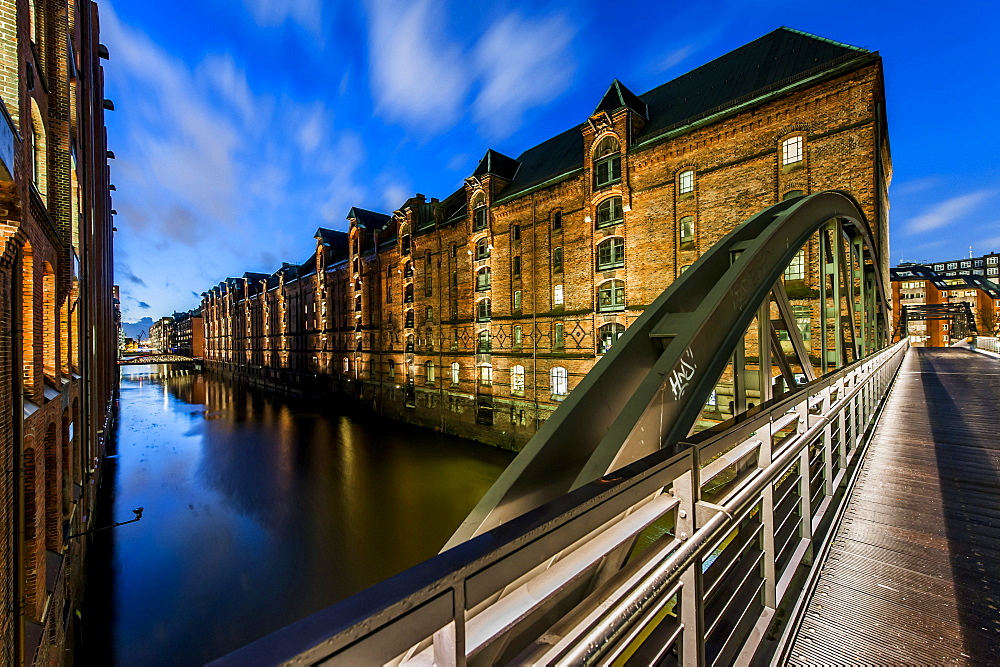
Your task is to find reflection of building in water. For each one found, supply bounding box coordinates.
[201,28,890,450]
[0,1,117,662]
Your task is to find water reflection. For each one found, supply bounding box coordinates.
[85,365,513,665]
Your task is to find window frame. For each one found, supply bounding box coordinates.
[476,266,491,292]
[597,237,625,270]
[550,366,568,396]
[476,298,492,322]
[679,216,695,251]
[781,136,804,166]
[595,196,624,229]
[593,136,622,189]
[597,279,626,312]
[678,169,695,195]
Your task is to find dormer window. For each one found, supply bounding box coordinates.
[593,135,621,188]
[472,193,487,231]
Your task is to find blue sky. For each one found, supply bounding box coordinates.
[106,0,1000,323]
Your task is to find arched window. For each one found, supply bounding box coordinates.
[475,237,490,260]
[598,279,625,311]
[406,334,415,352]
[593,135,621,188]
[782,136,804,165]
[598,322,625,354]
[552,211,562,230]
[513,290,522,311]
[404,261,413,277]
[29,101,47,201]
[400,225,411,255]
[596,197,623,228]
[511,365,525,395]
[597,237,624,270]
[425,361,435,384]
[553,322,565,349]
[472,193,488,231]
[679,216,695,251]
[404,283,414,303]
[678,169,695,195]
[405,309,414,328]
[513,325,523,347]
[479,363,493,386]
[477,329,491,353]
[477,298,491,322]
[450,361,461,385]
[551,366,569,396]
[553,246,563,273]
[476,266,491,291]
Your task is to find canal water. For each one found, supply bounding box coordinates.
[80,366,514,665]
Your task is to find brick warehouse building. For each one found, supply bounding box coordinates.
[202,28,890,450]
[0,0,115,663]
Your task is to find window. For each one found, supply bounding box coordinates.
[513,255,521,277]
[404,261,413,278]
[783,189,804,200]
[476,267,491,292]
[388,359,396,380]
[404,283,413,303]
[451,362,460,385]
[513,325,523,347]
[425,306,434,324]
[343,357,350,373]
[679,216,695,251]
[598,322,625,354]
[553,246,563,273]
[947,262,957,270]
[961,261,971,268]
[474,202,488,231]
[514,290,523,311]
[678,170,694,195]
[782,136,803,165]
[452,329,459,350]
[792,305,812,341]
[598,279,625,311]
[679,264,691,275]
[425,253,433,295]
[479,363,493,387]
[597,237,625,270]
[554,284,564,306]
[553,211,562,230]
[551,366,568,396]
[478,330,491,353]
[386,267,393,302]
[426,361,435,384]
[401,233,411,255]
[355,294,362,312]
[511,365,525,395]
[553,322,564,349]
[784,248,806,280]
[477,298,492,322]
[476,238,490,260]
[596,197,623,228]
[451,243,458,258]
[593,135,621,188]
[512,224,521,241]
[405,309,414,328]
[406,334,415,352]
[989,256,999,265]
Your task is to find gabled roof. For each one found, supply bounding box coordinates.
[346,207,391,229]
[472,149,520,181]
[594,79,647,118]
[497,27,871,201]
[315,227,349,254]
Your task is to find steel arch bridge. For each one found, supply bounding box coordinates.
[215,191,897,666]
[118,353,198,365]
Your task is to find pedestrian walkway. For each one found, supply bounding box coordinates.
[787,348,1000,665]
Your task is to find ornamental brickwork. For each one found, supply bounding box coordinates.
[201,29,891,451]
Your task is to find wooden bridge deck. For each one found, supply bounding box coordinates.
[787,348,1000,665]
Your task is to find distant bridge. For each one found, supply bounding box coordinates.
[118,353,199,365]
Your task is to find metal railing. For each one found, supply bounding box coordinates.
[977,336,999,354]
[213,340,907,666]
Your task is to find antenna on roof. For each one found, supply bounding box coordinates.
[970,245,974,259]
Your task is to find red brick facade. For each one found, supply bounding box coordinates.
[202,30,890,450]
[0,0,115,663]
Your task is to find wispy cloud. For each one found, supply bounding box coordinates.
[658,44,697,72]
[473,13,575,138]
[892,176,941,197]
[116,265,147,287]
[242,0,323,36]
[137,301,151,310]
[906,190,994,234]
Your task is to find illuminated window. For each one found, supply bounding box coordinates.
[551,366,568,396]
[596,197,623,228]
[513,325,523,347]
[476,267,491,291]
[343,357,350,373]
[479,363,493,386]
[511,365,525,395]
[451,361,460,385]
[678,170,694,195]
[513,290,522,311]
[593,135,621,188]
[477,330,491,353]
[784,248,806,280]
[388,359,396,380]
[554,284,564,306]
[782,136,803,165]
[597,237,624,270]
[679,216,695,251]
[425,361,435,384]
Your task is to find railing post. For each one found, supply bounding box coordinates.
[823,385,834,496]
[674,446,706,667]
[759,420,777,609]
[431,586,466,667]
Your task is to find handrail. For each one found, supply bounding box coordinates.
[211,340,907,666]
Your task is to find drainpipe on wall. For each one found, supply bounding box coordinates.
[12,249,25,666]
